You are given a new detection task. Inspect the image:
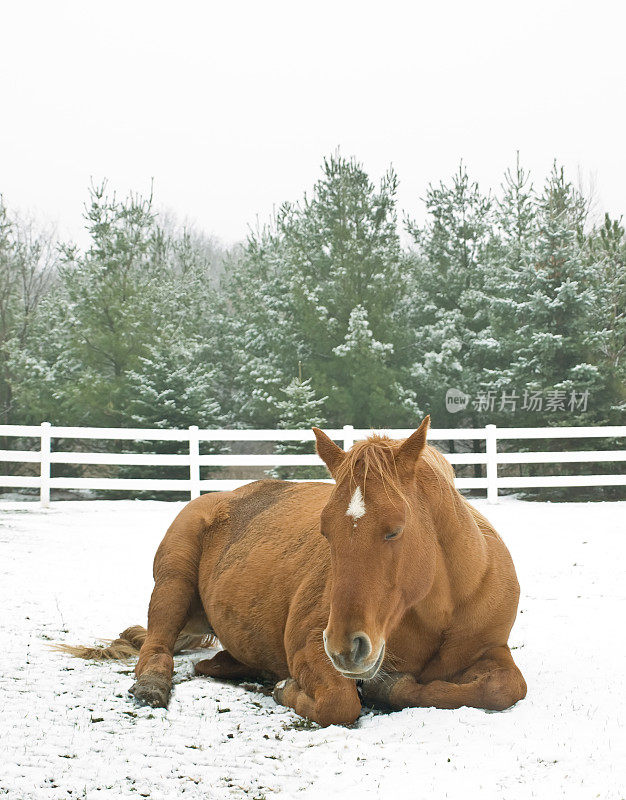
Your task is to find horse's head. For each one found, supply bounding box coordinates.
[313,416,435,680]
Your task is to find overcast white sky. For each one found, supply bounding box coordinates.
[1,0,625,247]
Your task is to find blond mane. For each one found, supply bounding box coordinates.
[333,433,455,511]
[333,434,407,508]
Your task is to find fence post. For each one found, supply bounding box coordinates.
[343,424,354,451]
[486,423,498,504]
[189,425,200,500]
[40,422,51,508]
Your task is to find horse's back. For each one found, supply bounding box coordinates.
[160,478,330,547]
[200,478,332,578]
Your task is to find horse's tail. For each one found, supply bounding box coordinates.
[53,625,214,661]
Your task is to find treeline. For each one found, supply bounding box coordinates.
[1,154,625,436]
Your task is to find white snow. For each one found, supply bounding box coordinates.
[1,497,625,799]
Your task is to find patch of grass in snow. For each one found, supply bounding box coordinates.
[282,717,318,731]
[240,681,275,697]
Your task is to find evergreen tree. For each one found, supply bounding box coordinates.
[223,226,301,427]
[12,182,164,424]
[124,330,225,488]
[272,374,327,479]
[224,152,409,428]
[405,163,495,423]
[0,198,57,423]
[508,164,599,422]
[276,375,327,432]
[585,214,626,418]
[281,153,407,426]
[331,305,395,424]
[127,335,224,430]
[481,154,541,420]
[11,182,225,427]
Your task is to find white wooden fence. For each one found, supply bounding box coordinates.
[1,423,625,507]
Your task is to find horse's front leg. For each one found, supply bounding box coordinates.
[361,645,526,712]
[273,632,362,727]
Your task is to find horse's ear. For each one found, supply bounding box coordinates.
[395,415,430,475]
[313,427,346,478]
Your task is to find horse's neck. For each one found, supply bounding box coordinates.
[417,470,490,607]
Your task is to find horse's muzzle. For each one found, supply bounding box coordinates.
[323,630,385,679]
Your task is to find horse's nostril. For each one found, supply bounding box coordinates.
[350,632,372,664]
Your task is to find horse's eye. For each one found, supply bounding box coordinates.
[385,528,402,541]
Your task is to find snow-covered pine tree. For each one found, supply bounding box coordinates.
[222,224,301,428]
[277,152,408,426]
[16,182,165,426]
[122,328,226,489]
[405,163,495,425]
[223,152,409,428]
[276,375,327,432]
[585,213,626,419]
[272,375,328,479]
[12,182,225,428]
[127,335,224,431]
[508,163,600,423]
[481,154,542,422]
[0,198,57,424]
[331,305,395,426]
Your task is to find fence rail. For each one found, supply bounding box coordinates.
[1,423,625,507]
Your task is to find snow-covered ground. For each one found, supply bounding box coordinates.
[1,498,625,800]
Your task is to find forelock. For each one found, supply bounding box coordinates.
[334,435,407,504]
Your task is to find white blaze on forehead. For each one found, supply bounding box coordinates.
[346,486,366,520]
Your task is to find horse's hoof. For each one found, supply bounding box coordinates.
[273,677,295,705]
[194,659,216,676]
[129,674,171,708]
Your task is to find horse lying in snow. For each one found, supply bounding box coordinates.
[60,417,527,726]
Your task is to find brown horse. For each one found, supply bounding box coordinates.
[61,416,526,726]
